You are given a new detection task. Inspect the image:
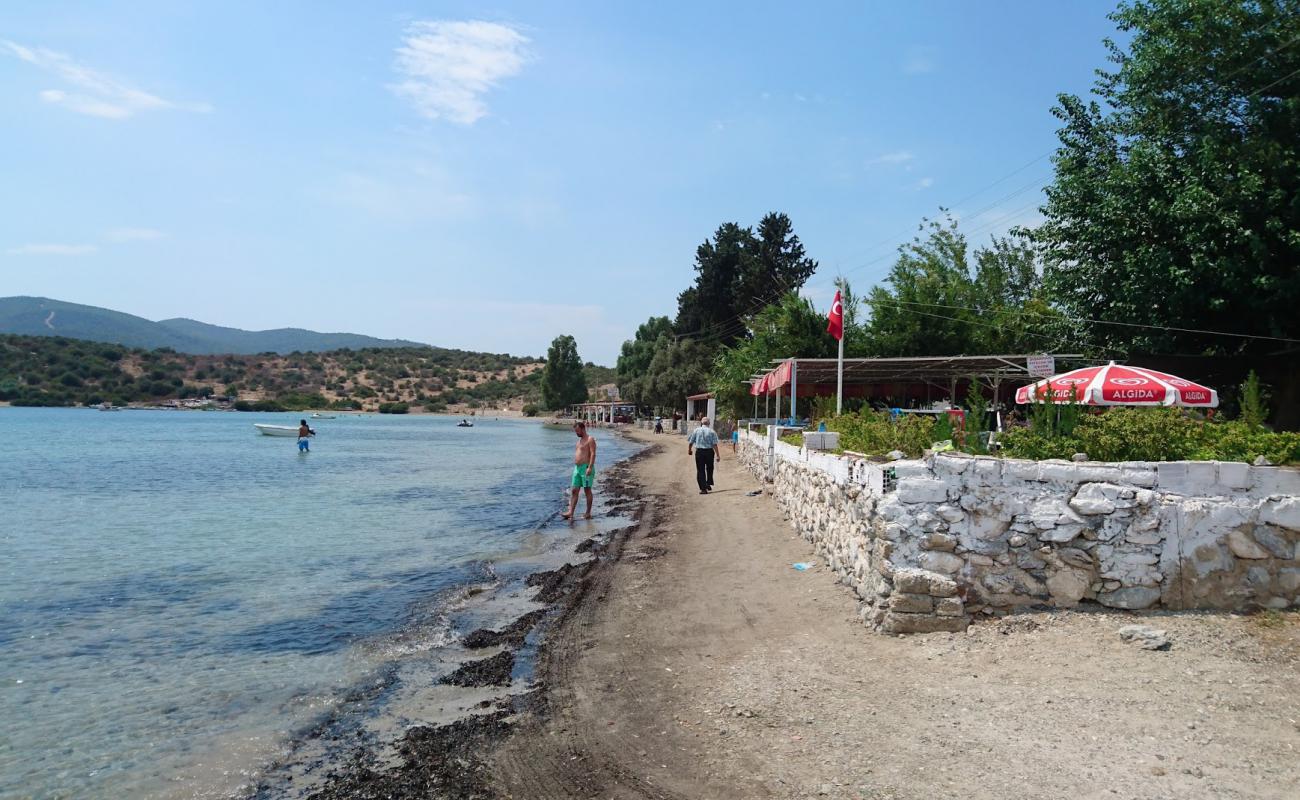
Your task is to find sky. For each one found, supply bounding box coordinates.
[0,1,1123,364]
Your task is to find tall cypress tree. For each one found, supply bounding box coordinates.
[541,334,588,409]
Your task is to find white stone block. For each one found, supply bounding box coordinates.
[1260,496,1300,532]
[937,504,965,523]
[1120,468,1159,487]
[920,551,964,575]
[891,461,933,479]
[1252,468,1300,496]
[897,477,950,504]
[1004,460,1041,483]
[933,453,970,475]
[1217,462,1252,490]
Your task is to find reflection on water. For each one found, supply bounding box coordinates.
[0,409,636,799]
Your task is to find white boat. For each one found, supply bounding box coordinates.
[98,402,121,412]
[310,413,337,419]
[456,420,474,427]
[253,424,302,437]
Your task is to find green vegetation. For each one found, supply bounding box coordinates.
[1240,371,1269,430]
[822,411,939,458]
[1034,0,1300,357]
[616,212,821,411]
[611,1,1299,436]
[0,334,544,410]
[541,335,588,409]
[377,402,410,414]
[999,408,1300,465]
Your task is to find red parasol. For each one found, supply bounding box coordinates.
[1015,362,1218,407]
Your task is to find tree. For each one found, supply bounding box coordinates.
[1035,0,1300,355]
[641,337,713,410]
[675,212,819,346]
[615,316,673,405]
[540,335,588,409]
[863,215,1070,356]
[710,292,841,416]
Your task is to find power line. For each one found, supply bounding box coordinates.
[879,298,1300,344]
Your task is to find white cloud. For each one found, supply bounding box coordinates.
[6,243,97,256]
[390,20,530,125]
[916,177,934,190]
[902,46,938,75]
[2,39,210,119]
[868,150,914,166]
[106,227,165,242]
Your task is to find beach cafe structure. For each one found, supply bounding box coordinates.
[571,401,636,425]
[747,354,1087,427]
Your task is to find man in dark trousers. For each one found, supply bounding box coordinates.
[686,417,721,494]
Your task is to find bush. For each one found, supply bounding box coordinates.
[820,410,937,458]
[378,402,409,414]
[522,403,541,417]
[1000,407,1300,465]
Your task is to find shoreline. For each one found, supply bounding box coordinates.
[256,428,1299,799]
[244,433,654,799]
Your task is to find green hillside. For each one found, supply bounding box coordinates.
[0,297,426,354]
[0,334,545,412]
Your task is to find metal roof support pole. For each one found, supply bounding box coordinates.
[790,360,798,425]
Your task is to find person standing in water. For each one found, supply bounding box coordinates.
[297,419,315,453]
[562,420,597,520]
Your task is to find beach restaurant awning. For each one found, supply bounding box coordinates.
[1014,362,1219,407]
[748,354,1085,396]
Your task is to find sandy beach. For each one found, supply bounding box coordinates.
[304,427,1300,800]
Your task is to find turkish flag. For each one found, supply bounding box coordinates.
[826,290,843,341]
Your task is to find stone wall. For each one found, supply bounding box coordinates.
[737,429,1300,633]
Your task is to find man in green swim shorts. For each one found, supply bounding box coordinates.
[562,420,597,520]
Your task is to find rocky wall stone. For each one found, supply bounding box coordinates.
[738,435,1300,634]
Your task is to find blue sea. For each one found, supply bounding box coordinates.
[0,408,636,799]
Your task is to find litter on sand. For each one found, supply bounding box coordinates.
[745,490,763,497]
[792,562,815,571]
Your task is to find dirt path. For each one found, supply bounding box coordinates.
[488,428,1300,800]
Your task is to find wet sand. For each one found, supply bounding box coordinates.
[294,428,1300,800]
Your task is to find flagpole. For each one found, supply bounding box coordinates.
[836,333,844,416]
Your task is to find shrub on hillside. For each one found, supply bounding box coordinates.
[378,402,409,414]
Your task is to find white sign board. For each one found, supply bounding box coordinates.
[1027,354,1056,377]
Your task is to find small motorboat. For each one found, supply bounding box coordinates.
[254,424,302,437]
[98,402,121,411]
[456,420,474,428]
[310,413,337,419]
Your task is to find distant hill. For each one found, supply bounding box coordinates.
[0,297,426,354]
[0,333,545,413]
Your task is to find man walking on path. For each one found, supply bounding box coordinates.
[687,417,721,494]
[563,420,597,520]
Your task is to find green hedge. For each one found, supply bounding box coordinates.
[821,410,937,458]
[999,408,1300,465]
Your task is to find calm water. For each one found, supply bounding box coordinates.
[0,408,636,800]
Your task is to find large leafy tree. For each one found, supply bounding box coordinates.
[710,291,842,415]
[540,335,588,409]
[675,212,818,346]
[863,216,1069,356]
[615,316,673,405]
[1035,0,1300,355]
[616,212,819,407]
[641,337,713,410]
